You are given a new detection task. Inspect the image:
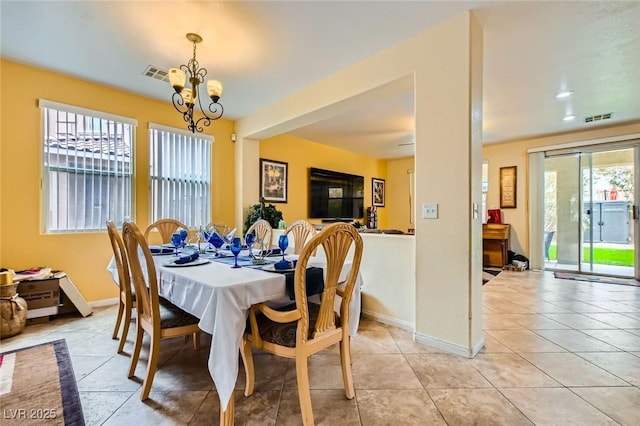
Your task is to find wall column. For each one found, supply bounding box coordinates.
[235,11,484,357]
[413,13,484,357]
[234,136,260,232]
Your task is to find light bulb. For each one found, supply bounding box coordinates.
[207,80,223,102]
[168,68,186,93]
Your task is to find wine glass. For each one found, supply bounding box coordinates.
[208,231,225,256]
[278,235,288,262]
[229,237,243,268]
[245,232,255,255]
[223,228,236,245]
[178,227,188,243]
[201,225,212,244]
[171,232,183,256]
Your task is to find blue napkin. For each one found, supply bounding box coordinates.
[274,259,296,270]
[264,248,281,256]
[260,263,324,300]
[272,267,324,300]
[207,231,225,248]
[150,246,174,254]
[174,252,200,264]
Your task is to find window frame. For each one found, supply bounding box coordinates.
[39,99,136,233]
[148,123,213,229]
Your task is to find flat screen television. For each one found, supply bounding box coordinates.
[309,167,364,220]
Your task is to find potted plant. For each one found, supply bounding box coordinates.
[244,197,283,232]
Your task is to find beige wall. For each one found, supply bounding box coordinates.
[0,60,236,302]
[236,12,484,355]
[483,121,640,258]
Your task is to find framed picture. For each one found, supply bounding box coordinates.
[500,166,517,209]
[372,177,385,207]
[260,158,288,203]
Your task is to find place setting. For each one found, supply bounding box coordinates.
[210,233,292,270]
[149,246,175,255]
[152,228,197,255]
[161,229,210,267]
[163,252,210,268]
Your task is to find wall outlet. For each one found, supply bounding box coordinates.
[422,203,438,219]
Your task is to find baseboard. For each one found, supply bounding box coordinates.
[361,310,414,331]
[414,331,484,358]
[89,297,119,308]
[471,335,485,357]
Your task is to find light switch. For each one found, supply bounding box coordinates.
[422,203,438,219]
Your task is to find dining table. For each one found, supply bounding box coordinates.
[107,246,363,425]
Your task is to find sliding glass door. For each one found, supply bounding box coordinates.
[544,146,636,277]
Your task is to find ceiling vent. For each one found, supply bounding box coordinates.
[143,65,169,82]
[584,113,613,123]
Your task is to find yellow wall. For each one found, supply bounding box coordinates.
[0,59,236,302]
[386,157,415,232]
[483,121,640,256]
[259,134,388,228]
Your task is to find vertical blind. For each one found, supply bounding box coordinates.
[148,123,213,228]
[40,100,136,232]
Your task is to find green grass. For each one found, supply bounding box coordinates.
[548,246,634,266]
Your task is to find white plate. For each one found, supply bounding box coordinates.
[163,259,210,268]
[262,264,295,272]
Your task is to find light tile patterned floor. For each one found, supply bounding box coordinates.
[1,270,639,425]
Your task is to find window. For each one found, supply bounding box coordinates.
[149,124,212,228]
[40,100,135,233]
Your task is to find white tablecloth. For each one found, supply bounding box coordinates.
[106,253,362,410]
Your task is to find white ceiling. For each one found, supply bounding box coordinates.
[2,1,639,159]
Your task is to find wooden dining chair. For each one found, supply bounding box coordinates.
[143,218,189,244]
[106,220,135,353]
[122,221,201,401]
[241,222,363,426]
[246,218,273,249]
[284,219,317,255]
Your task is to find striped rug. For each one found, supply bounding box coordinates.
[0,339,84,425]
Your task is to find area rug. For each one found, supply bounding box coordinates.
[554,271,640,287]
[483,268,502,285]
[0,339,85,425]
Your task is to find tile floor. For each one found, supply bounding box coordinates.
[1,270,639,425]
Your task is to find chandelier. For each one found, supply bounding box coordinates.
[168,33,223,133]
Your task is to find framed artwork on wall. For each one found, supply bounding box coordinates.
[260,158,288,203]
[372,177,385,207]
[500,166,517,209]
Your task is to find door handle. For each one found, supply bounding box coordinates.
[633,205,638,220]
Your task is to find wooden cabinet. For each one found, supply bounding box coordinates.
[483,224,510,267]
